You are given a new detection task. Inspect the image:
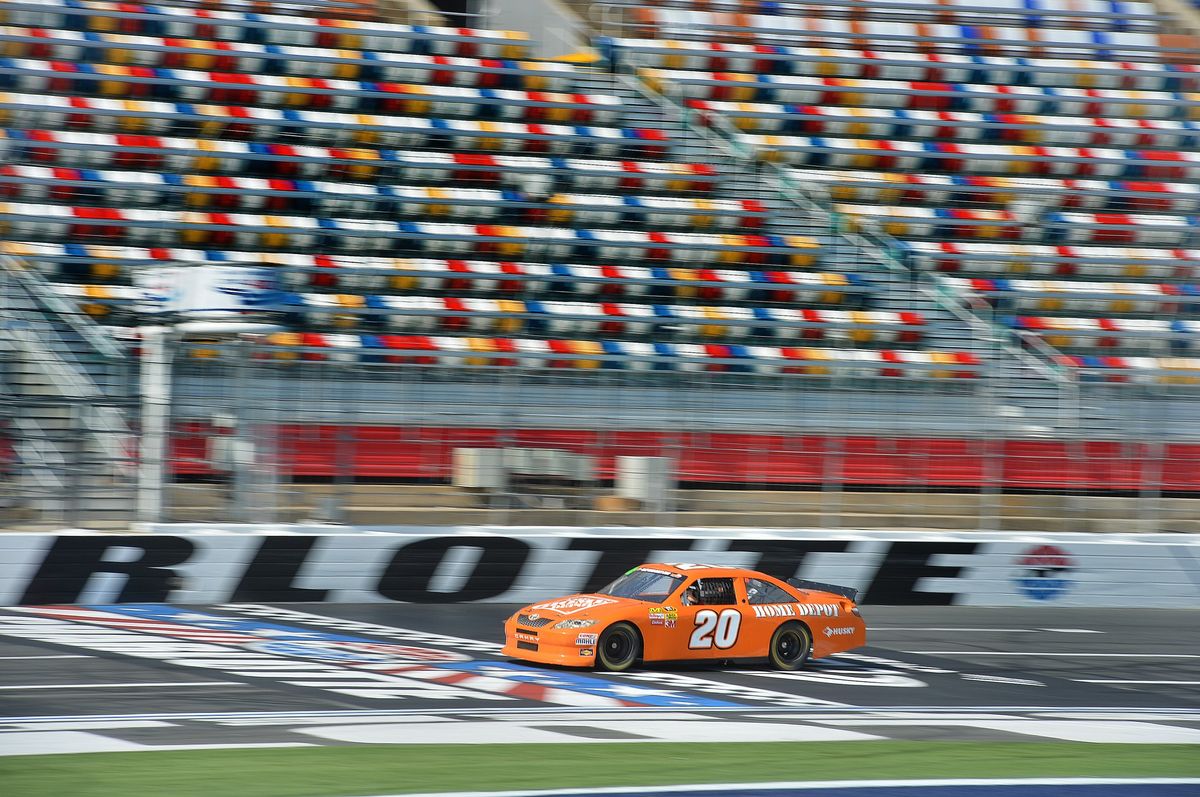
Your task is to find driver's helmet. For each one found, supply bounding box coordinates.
[684,583,701,605]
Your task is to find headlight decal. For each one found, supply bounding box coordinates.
[553,618,597,629]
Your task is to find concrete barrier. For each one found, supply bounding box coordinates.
[1,527,1198,607]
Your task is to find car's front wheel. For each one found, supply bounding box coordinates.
[596,622,641,672]
[768,621,811,671]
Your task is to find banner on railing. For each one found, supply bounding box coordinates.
[134,266,277,316]
[2,529,1198,608]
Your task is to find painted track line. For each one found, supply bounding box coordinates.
[0,655,92,660]
[903,652,1200,657]
[368,779,1200,797]
[0,682,247,690]
[1075,680,1200,685]
[8,706,1200,724]
[871,627,1104,634]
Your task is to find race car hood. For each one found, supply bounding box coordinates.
[515,593,639,626]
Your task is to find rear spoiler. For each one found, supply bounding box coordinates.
[787,578,859,603]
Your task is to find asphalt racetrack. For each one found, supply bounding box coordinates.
[1,605,1199,754]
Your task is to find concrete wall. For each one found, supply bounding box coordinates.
[2,528,1198,607]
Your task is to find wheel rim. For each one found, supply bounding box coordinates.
[777,630,805,663]
[605,630,632,663]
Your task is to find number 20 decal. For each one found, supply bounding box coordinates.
[689,609,741,650]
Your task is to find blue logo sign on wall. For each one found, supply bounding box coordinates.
[1014,544,1075,601]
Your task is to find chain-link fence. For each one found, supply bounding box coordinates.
[2,316,1198,531]
[144,336,1200,532]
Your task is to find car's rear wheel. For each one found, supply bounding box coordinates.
[769,621,811,671]
[596,622,641,672]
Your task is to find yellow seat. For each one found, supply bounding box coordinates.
[571,339,603,369]
[90,262,122,280]
[90,14,118,32]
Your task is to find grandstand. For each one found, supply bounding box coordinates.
[0,0,1198,532]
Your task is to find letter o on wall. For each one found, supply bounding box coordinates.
[377,536,531,603]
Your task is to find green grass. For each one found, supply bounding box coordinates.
[3,742,1198,797]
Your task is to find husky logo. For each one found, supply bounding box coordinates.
[752,603,840,619]
[824,627,855,638]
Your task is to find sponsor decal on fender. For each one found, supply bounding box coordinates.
[579,648,594,657]
[824,626,855,637]
[531,596,618,615]
[648,606,678,627]
[575,633,598,646]
[752,603,840,619]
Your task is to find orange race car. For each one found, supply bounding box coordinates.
[502,563,866,672]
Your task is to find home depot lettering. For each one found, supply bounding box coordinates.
[751,603,840,619]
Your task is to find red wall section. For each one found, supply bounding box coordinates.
[169,425,1200,492]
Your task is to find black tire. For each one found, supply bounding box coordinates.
[596,622,641,672]
[768,621,812,671]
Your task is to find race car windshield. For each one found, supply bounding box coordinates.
[597,568,685,603]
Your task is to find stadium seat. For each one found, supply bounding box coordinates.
[834,203,1197,246]
[0,129,717,193]
[946,276,1200,315]
[608,38,1200,92]
[909,241,1197,279]
[628,6,1187,60]
[252,331,982,376]
[2,0,533,58]
[2,241,876,304]
[18,0,1198,381]
[683,99,1200,150]
[1004,315,1200,352]
[641,68,1197,121]
[0,91,665,157]
[0,200,821,265]
[0,58,624,125]
[741,135,1200,180]
[627,0,1167,31]
[0,26,575,90]
[0,164,769,228]
[791,168,1200,214]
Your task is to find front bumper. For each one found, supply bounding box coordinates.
[502,622,597,668]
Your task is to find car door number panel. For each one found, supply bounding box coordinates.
[689,608,741,650]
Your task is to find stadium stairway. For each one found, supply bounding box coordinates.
[0,257,135,527]
[586,66,1070,423]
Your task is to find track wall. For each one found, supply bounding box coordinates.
[2,528,1198,608]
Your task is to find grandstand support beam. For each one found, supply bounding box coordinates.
[136,322,282,527]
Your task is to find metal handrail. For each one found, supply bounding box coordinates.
[1,254,124,361]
